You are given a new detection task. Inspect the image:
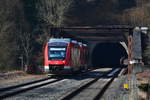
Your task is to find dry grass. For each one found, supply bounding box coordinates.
[137,72,150,100]
[0,71,47,85]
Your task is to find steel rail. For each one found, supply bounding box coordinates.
[0,77,52,92]
[93,69,121,100]
[0,78,63,99]
[59,68,122,100]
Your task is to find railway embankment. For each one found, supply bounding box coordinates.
[136,67,150,100]
[0,71,47,88]
[129,65,150,100]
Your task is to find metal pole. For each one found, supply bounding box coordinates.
[129,27,143,100]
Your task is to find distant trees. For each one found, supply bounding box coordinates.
[122,4,150,26]
[36,0,74,27]
[0,0,23,72]
[0,0,33,72]
[19,32,33,68]
[31,0,74,47]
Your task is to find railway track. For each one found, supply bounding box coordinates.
[0,68,122,99]
[0,76,63,99]
[0,69,92,99]
[59,68,121,100]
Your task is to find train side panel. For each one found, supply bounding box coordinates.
[44,43,49,73]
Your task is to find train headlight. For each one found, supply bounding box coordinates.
[63,61,65,63]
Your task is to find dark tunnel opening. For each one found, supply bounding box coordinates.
[91,43,128,68]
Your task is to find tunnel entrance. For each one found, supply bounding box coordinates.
[91,43,128,68]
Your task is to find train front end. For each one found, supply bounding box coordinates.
[44,38,71,74]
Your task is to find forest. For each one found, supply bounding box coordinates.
[0,0,150,72]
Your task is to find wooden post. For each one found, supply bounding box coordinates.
[128,35,133,79]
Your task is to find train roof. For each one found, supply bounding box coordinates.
[71,40,78,44]
[48,38,71,43]
[48,38,86,46]
[78,42,82,46]
[83,44,87,46]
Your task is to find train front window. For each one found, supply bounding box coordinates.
[48,47,66,60]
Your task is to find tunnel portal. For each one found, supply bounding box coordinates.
[91,43,128,68]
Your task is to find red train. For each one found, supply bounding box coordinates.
[44,38,89,74]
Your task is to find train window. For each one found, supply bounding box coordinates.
[48,47,66,60]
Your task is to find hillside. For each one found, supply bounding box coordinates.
[0,0,150,72]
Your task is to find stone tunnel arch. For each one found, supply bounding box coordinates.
[91,42,128,68]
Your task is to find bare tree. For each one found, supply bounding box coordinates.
[122,4,150,26]
[19,32,33,69]
[37,0,74,27]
